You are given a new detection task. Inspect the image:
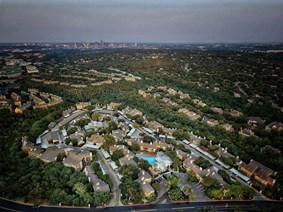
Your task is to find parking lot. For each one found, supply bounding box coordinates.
[154,172,209,203]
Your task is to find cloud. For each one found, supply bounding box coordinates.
[0,0,282,42]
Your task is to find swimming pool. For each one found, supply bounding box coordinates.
[136,153,157,165]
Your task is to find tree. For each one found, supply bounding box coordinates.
[172,129,190,140]
[201,176,220,189]
[92,163,113,189]
[130,143,140,152]
[168,187,183,201]
[75,119,90,128]
[119,177,143,204]
[184,185,195,200]
[101,134,116,151]
[103,121,118,134]
[103,116,111,122]
[218,170,231,183]
[67,127,77,135]
[119,165,140,180]
[194,157,212,169]
[71,138,78,146]
[206,188,223,199]
[80,193,93,205]
[219,156,236,167]
[111,149,124,161]
[92,150,98,161]
[85,130,96,138]
[133,122,139,128]
[138,159,151,171]
[143,135,155,143]
[151,181,160,193]
[49,188,68,205]
[73,182,87,196]
[164,175,181,190]
[91,112,100,121]
[165,138,177,146]
[60,166,74,182]
[27,184,45,203]
[65,137,71,145]
[134,115,144,124]
[200,139,210,147]
[165,150,182,171]
[187,170,198,182]
[242,186,255,200]
[92,192,112,207]
[56,152,66,162]
[176,144,191,153]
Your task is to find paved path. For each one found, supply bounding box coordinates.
[235,82,248,97]
[97,150,122,206]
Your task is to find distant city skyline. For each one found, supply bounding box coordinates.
[0,0,283,43]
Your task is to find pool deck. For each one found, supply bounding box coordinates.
[136,152,157,165]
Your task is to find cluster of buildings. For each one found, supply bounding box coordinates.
[30,67,141,89]
[138,85,283,146]
[183,135,278,189]
[239,160,277,187]
[0,92,22,110]
[138,86,190,102]
[0,88,63,113]
[183,154,225,185]
[178,108,200,121]
[17,89,63,113]
[1,55,41,77]
[25,65,39,74]
[84,165,110,193]
[20,98,279,201]
[21,102,178,199]
[137,170,155,198]
[105,144,172,198]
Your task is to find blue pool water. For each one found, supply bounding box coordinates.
[136,153,157,165]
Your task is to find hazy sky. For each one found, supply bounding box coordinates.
[0,0,283,43]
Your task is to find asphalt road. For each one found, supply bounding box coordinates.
[1,198,283,212]
[97,150,121,206]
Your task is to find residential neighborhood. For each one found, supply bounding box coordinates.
[20,99,277,206]
[1,41,283,210]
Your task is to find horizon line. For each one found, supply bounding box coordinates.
[0,41,283,45]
